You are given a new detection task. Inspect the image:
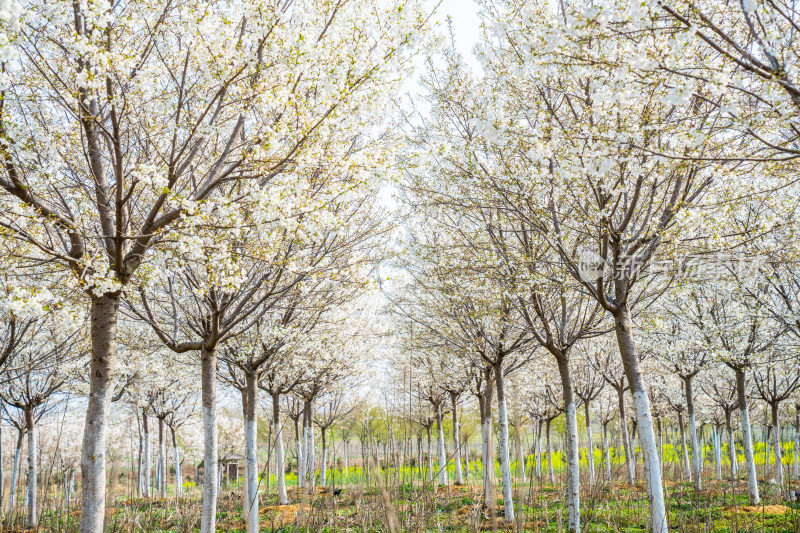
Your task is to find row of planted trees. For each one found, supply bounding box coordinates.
[1,0,800,532]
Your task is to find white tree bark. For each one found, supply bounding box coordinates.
[712,424,722,481]
[793,415,799,480]
[494,366,515,523]
[436,405,447,486]
[24,408,37,528]
[480,415,490,506]
[684,376,701,490]
[677,411,691,482]
[556,356,580,533]
[80,293,120,533]
[426,424,433,483]
[584,400,595,487]
[546,419,554,484]
[200,346,220,533]
[602,423,611,480]
[143,412,151,498]
[615,309,667,533]
[272,394,288,505]
[450,393,463,484]
[243,371,259,533]
[170,426,182,498]
[308,411,316,489]
[535,420,543,479]
[158,417,167,498]
[616,388,635,485]
[735,368,760,504]
[296,419,304,489]
[770,402,782,486]
[320,430,328,486]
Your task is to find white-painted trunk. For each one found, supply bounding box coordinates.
[321,432,328,486]
[158,418,167,499]
[143,415,151,498]
[308,419,316,489]
[243,372,259,533]
[436,406,447,486]
[617,388,635,485]
[451,393,463,485]
[297,420,304,489]
[174,445,182,498]
[546,419,554,484]
[585,400,595,487]
[272,396,288,505]
[793,423,799,480]
[603,423,611,480]
[615,308,667,533]
[564,400,580,532]
[712,424,722,481]
[494,367,515,523]
[481,417,490,506]
[200,347,220,533]
[771,403,782,486]
[25,410,37,528]
[555,355,580,532]
[80,293,120,533]
[684,377,701,491]
[427,424,433,483]
[344,441,350,476]
[735,369,760,504]
[677,411,691,482]
[535,421,543,479]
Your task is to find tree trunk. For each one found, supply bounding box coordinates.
[200,345,220,533]
[725,409,737,481]
[143,410,151,497]
[536,420,543,479]
[771,402,782,486]
[344,440,349,477]
[677,411,691,482]
[25,407,37,528]
[657,417,663,469]
[306,403,315,489]
[65,470,74,508]
[8,428,22,515]
[556,356,580,532]
[603,422,611,480]
[464,434,470,480]
[684,376,701,490]
[0,411,3,511]
[158,417,167,498]
[614,307,667,533]
[243,371,259,533]
[734,368,759,504]
[426,424,433,483]
[450,392,463,484]
[137,426,143,497]
[272,393,288,505]
[479,397,490,505]
[171,426,182,498]
[295,417,304,489]
[794,410,799,480]
[321,429,328,486]
[436,405,447,486]
[546,418,554,484]
[712,424,722,481]
[616,387,635,485]
[494,362,515,523]
[585,400,595,487]
[80,292,120,533]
